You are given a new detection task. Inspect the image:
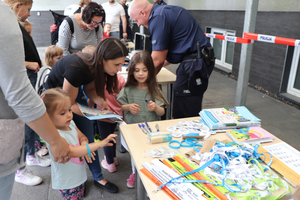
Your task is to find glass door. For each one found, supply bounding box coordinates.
[287,46,300,97]
[210,28,235,71]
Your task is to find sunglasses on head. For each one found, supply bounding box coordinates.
[93,7,105,15]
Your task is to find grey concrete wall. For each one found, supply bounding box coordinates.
[30,11,64,47]
[189,10,300,94]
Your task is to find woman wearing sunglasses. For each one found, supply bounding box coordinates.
[57,2,105,56]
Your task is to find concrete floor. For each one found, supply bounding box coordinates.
[10,47,300,199]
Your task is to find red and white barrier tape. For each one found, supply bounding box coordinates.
[205,33,252,44]
[244,32,300,46]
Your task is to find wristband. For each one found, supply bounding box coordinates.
[86,144,92,158]
[168,140,181,149]
[193,144,203,152]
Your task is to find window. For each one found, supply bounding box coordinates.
[206,27,236,71]
[287,46,300,98]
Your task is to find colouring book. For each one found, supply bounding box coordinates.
[199,106,261,130]
[226,126,274,144]
[77,103,123,122]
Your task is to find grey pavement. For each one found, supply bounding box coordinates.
[10,47,300,199]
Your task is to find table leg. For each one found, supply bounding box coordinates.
[135,168,147,200]
[166,83,173,120]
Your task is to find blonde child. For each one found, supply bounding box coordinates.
[103,23,111,39]
[36,45,63,94]
[41,88,117,200]
[45,45,63,67]
[117,50,168,188]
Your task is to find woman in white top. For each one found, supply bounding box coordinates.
[58,2,105,56]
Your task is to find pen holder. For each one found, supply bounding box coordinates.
[147,132,172,144]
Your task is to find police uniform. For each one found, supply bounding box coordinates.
[148,4,215,118]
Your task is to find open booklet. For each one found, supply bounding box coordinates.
[77,103,123,122]
[226,126,274,144]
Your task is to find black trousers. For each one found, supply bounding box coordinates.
[172,58,210,119]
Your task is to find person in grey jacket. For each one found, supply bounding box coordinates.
[0,2,70,199]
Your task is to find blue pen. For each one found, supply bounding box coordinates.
[141,123,149,134]
[145,99,149,103]
[138,124,147,134]
[141,123,150,134]
[145,121,152,132]
[156,124,159,132]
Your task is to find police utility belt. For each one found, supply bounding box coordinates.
[182,41,215,66]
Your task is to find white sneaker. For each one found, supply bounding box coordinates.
[26,153,51,167]
[15,168,42,186]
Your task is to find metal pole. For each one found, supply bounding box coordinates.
[235,0,259,106]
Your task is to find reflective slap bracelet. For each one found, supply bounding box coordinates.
[162,158,219,200]
[157,154,221,191]
[174,154,229,198]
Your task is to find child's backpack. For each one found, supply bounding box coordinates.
[37,67,51,95]
[50,10,100,45]
[50,10,74,45]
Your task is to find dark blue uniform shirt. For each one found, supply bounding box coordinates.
[148,4,210,63]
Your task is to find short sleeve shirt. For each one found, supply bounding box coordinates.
[47,120,87,190]
[102,2,125,32]
[45,54,93,89]
[117,85,166,124]
[148,5,211,63]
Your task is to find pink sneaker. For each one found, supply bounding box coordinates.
[114,157,118,166]
[126,173,135,189]
[101,159,116,173]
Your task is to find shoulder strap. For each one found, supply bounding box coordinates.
[65,17,74,34]
[37,67,51,91]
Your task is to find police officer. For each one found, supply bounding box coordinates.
[129,0,215,119]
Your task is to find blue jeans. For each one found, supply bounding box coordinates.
[24,72,38,161]
[110,31,120,40]
[0,172,15,200]
[73,88,103,181]
[96,121,117,164]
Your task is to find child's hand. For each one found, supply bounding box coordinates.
[129,103,140,114]
[97,134,118,148]
[84,151,96,163]
[147,100,157,112]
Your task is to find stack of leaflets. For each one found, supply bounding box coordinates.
[77,103,123,122]
[226,126,274,144]
[199,106,261,130]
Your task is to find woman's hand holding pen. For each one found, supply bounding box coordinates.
[129,103,140,114]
